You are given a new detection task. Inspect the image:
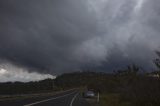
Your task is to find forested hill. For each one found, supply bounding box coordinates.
[0,72,114,94]
[0,79,56,95]
[55,72,114,91]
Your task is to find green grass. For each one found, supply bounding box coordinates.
[99,93,132,106]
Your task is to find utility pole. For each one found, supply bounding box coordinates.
[97,92,100,103]
[52,80,54,90]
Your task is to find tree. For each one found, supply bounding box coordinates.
[127,64,140,74]
[154,51,160,70]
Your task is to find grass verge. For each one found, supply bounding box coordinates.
[99,93,131,106]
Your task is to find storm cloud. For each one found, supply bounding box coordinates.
[0,0,160,76]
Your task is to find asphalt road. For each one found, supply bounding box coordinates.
[0,89,90,106]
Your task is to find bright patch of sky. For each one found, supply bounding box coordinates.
[0,63,55,82]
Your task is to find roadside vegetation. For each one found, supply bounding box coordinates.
[99,51,160,106]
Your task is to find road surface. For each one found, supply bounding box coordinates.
[0,89,90,106]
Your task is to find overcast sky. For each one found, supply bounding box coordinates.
[0,0,160,81]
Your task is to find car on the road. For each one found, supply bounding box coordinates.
[83,90,95,98]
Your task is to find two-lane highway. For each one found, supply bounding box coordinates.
[0,89,90,106]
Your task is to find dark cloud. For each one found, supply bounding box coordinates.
[0,0,160,75]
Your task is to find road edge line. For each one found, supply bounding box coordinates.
[70,92,79,106]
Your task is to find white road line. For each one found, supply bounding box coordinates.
[24,91,76,106]
[70,93,79,106]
